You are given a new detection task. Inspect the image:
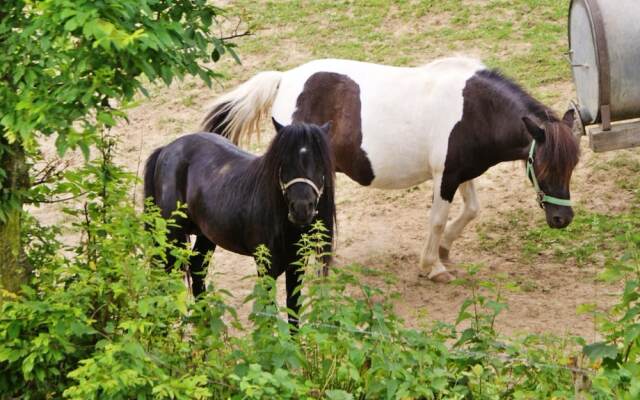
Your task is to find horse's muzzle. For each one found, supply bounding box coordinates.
[288,210,317,227]
[545,207,574,229]
[288,198,318,227]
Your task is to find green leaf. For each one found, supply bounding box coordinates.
[22,353,36,376]
[227,46,242,65]
[576,303,597,315]
[0,347,18,362]
[624,323,640,347]
[138,299,151,317]
[211,48,221,62]
[325,389,354,400]
[583,342,618,361]
[97,112,117,127]
[7,322,20,339]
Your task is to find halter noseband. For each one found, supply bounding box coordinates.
[526,140,572,208]
[280,177,324,199]
[279,169,324,217]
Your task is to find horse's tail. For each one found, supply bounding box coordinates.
[143,147,163,210]
[201,71,283,144]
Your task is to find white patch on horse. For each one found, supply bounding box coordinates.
[218,163,232,175]
[299,146,308,155]
[271,57,484,189]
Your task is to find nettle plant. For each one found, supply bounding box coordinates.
[0,142,633,399]
[585,221,640,399]
[1,145,244,398]
[2,152,637,399]
[0,142,600,399]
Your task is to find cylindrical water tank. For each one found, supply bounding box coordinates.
[569,0,640,128]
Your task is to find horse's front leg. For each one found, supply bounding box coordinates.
[285,266,303,328]
[420,174,455,283]
[439,180,480,265]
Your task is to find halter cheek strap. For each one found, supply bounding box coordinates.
[526,140,572,208]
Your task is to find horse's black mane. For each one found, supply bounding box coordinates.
[477,69,580,183]
[477,69,560,123]
[246,123,336,253]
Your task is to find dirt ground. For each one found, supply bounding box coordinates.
[31,56,630,341]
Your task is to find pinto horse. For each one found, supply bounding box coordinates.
[144,121,335,323]
[202,57,580,283]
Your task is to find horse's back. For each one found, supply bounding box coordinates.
[151,133,253,214]
[160,133,253,164]
[272,57,485,188]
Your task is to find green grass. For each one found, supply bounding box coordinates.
[228,0,569,102]
[476,149,640,268]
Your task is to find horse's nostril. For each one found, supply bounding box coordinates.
[307,201,314,210]
[552,215,564,226]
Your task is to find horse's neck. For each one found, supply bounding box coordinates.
[484,101,543,165]
[247,156,279,203]
[247,155,286,222]
[494,124,532,163]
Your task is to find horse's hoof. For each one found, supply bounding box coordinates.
[448,269,465,278]
[429,271,456,283]
[441,257,455,267]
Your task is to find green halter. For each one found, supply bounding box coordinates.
[526,140,572,208]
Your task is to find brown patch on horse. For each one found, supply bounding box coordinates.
[439,246,452,265]
[441,69,580,203]
[292,72,375,186]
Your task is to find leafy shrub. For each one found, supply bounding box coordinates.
[583,225,640,399]
[2,146,640,399]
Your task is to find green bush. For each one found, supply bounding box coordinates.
[2,147,640,399]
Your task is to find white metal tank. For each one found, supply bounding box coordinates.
[569,0,640,151]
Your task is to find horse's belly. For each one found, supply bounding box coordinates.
[365,144,433,189]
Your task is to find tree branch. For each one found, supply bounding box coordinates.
[24,191,88,205]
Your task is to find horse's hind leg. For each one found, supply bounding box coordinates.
[165,229,189,274]
[439,180,480,265]
[189,235,216,298]
[420,174,454,283]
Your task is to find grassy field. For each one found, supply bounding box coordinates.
[223,0,569,104]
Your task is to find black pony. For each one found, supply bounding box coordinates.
[144,120,335,324]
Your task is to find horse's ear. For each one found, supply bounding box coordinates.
[522,116,545,143]
[272,117,285,134]
[562,109,575,128]
[319,121,332,135]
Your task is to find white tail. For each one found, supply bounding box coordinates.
[201,71,283,145]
